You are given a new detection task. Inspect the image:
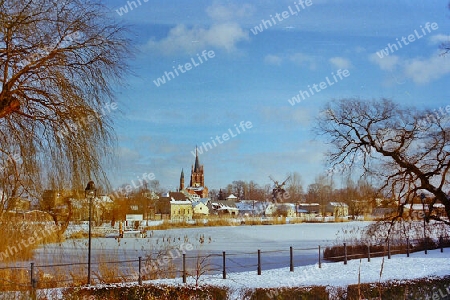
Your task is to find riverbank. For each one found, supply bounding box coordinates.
[22,248,450,299]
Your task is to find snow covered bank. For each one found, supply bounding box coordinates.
[147,248,450,290]
[31,248,450,300]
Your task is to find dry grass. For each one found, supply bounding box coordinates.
[144,216,303,230]
[0,217,62,263]
[144,216,238,231]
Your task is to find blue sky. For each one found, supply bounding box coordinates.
[104,0,450,191]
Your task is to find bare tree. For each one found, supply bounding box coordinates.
[286,171,304,202]
[306,175,332,215]
[231,180,246,199]
[316,98,450,224]
[0,0,131,212]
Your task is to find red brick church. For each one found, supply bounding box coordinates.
[179,147,209,198]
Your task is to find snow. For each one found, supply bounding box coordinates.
[25,221,450,299]
[31,248,450,300]
[145,248,450,295]
[162,249,450,287]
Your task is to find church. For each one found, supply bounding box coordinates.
[179,147,209,198]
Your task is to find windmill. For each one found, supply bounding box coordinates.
[269,175,291,202]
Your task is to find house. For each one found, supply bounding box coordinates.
[125,214,143,229]
[170,199,193,222]
[210,200,239,215]
[235,200,268,216]
[192,200,209,216]
[265,203,296,217]
[326,202,349,217]
[155,192,189,220]
[226,194,238,201]
[298,203,320,215]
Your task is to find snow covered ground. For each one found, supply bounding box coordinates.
[30,247,450,300]
[21,221,450,299]
[145,248,450,298]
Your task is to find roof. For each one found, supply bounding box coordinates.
[299,203,320,206]
[227,194,238,199]
[328,202,349,207]
[187,186,204,191]
[192,201,208,208]
[199,198,210,204]
[213,200,237,208]
[169,192,188,201]
[170,199,192,205]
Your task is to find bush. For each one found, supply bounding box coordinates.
[346,277,450,300]
[62,284,229,300]
[245,286,328,300]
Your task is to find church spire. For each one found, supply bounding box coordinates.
[194,145,200,172]
[179,168,184,191]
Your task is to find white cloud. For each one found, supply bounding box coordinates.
[145,23,249,54]
[329,57,352,69]
[145,4,251,55]
[368,53,399,71]
[289,53,316,70]
[264,54,283,65]
[369,51,450,85]
[403,54,450,84]
[428,34,450,45]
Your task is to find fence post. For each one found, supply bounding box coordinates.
[257,250,261,275]
[182,254,186,283]
[367,244,370,262]
[425,236,428,255]
[222,251,226,279]
[290,246,294,272]
[30,262,36,300]
[344,243,347,265]
[440,235,443,253]
[388,239,391,259]
[138,256,142,285]
[406,237,410,257]
[318,245,321,269]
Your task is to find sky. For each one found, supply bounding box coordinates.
[103,0,450,192]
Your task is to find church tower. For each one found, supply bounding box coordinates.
[190,147,204,187]
[183,146,208,198]
[179,168,184,191]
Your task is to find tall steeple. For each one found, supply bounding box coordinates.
[194,145,200,172]
[185,145,208,198]
[179,168,184,191]
[190,145,204,188]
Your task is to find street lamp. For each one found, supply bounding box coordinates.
[420,192,427,255]
[85,180,96,285]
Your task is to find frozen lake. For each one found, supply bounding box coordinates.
[30,222,372,275]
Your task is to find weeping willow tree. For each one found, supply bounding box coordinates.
[0,0,131,216]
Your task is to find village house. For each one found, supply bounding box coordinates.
[298,203,320,216]
[265,203,296,217]
[170,199,193,222]
[235,200,267,216]
[326,202,349,218]
[192,199,209,216]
